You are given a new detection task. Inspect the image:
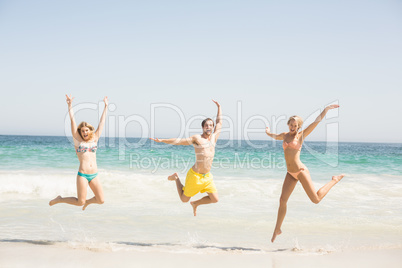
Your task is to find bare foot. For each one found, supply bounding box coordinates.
[168,173,179,181]
[332,174,345,182]
[271,229,282,243]
[49,195,61,206]
[82,202,90,211]
[190,201,198,216]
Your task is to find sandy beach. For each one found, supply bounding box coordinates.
[1,241,401,268]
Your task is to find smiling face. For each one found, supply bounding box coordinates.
[80,127,92,141]
[202,119,214,136]
[287,119,299,134]
[287,116,303,134]
[77,122,94,141]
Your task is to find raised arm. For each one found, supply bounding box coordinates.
[212,99,222,141]
[149,136,195,146]
[94,96,108,140]
[301,104,339,138]
[265,126,285,140]
[66,94,80,140]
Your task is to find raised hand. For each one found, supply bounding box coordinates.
[212,99,221,107]
[103,96,109,107]
[149,138,162,143]
[326,104,339,110]
[66,94,74,106]
[265,126,271,135]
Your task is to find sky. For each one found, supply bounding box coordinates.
[0,0,401,142]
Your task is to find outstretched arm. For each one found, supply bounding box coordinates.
[265,126,285,140]
[149,136,195,146]
[66,94,80,140]
[301,104,339,138]
[212,99,222,141]
[95,96,109,140]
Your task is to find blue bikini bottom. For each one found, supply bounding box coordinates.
[77,172,98,182]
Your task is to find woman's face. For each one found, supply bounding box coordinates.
[288,120,299,134]
[80,127,92,141]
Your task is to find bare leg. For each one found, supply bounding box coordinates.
[271,173,298,243]
[298,171,345,204]
[190,192,219,216]
[82,177,104,210]
[49,176,88,206]
[168,173,191,203]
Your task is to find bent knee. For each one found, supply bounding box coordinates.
[98,199,105,204]
[311,198,320,204]
[180,196,190,203]
[211,197,219,203]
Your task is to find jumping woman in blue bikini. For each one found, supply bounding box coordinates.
[49,94,108,210]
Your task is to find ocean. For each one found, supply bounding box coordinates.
[0,135,401,254]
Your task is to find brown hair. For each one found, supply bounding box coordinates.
[77,121,95,140]
[287,115,303,131]
[201,118,214,128]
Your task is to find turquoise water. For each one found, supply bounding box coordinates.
[0,135,401,252]
[1,135,401,176]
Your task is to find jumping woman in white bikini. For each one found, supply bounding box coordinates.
[266,104,344,242]
[49,94,108,210]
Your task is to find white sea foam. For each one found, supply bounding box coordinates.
[0,169,401,252]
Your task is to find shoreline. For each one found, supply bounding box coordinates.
[1,241,401,268]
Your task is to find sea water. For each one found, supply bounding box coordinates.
[0,135,401,253]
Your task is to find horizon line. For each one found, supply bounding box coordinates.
[0,134,400,144]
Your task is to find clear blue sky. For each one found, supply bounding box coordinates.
[0,0,401,142]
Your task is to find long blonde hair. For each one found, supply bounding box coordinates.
[77,121,95,140]
[287,115,303,131]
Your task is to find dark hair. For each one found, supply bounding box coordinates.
[201,118,214,128]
